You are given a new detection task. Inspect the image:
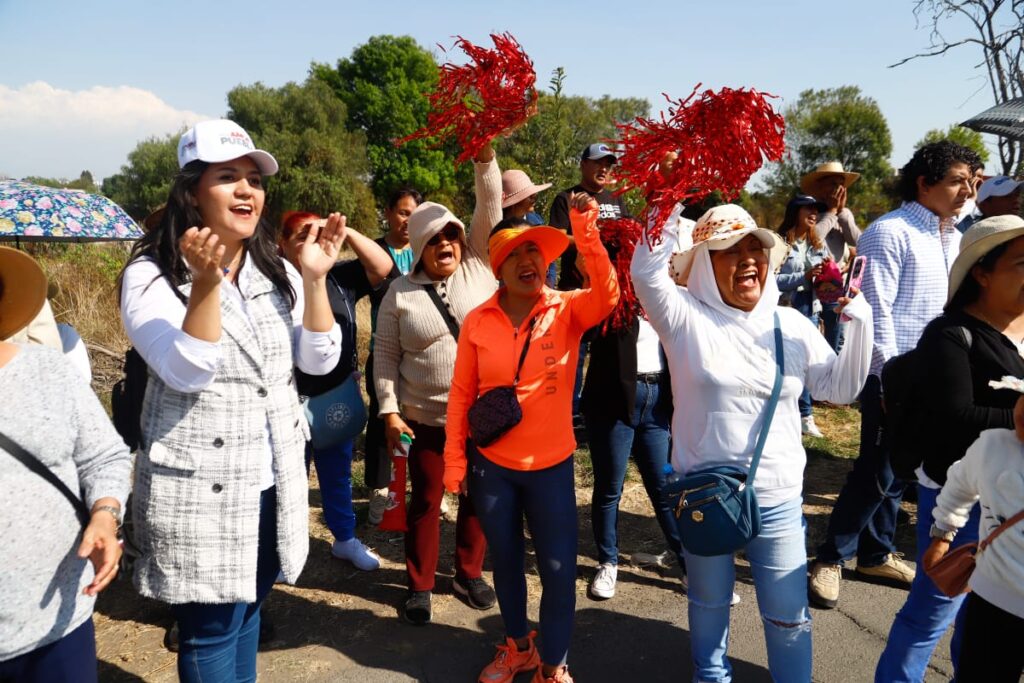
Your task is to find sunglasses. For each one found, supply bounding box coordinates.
[426,224,461,246]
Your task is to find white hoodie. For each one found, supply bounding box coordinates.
[934,428,1024,619]
[630,221,873,505]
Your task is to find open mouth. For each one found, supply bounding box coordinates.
[517,269,539,284]
[735,271,759,289]
[435,248,455,265]
[230,204,254,217]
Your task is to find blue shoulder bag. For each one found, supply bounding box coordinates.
[662,312,785,557]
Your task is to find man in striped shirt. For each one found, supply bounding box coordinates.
[809,141,983,609]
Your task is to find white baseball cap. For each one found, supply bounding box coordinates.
[977,175,1023,203]
[177,119,279,176]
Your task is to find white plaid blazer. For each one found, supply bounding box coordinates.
[132,267,310,604]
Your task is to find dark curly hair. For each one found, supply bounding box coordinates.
[897,140,983,203]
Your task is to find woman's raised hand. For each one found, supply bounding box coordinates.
[300,212,347,279]
[180,227,226,285]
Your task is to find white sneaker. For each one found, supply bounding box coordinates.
[331,537,381,571]
[589,563,617,599]
[801,415,824,438]
[680,574,741,606]
[367,487,389,526]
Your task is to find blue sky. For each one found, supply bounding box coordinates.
[0,0,1003,186]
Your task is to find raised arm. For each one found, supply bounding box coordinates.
[443,324,481,493]
[630,218,689,340]
[805,295,873,404]
[566,199,619,331]
[466,144,503,258]
[345,227,395,288]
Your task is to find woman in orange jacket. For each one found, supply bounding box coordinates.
[443,194,619,683]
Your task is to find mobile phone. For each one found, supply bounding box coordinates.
[844,256,867,297]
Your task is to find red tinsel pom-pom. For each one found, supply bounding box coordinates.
[597,216,646,334]
[396,33,538,163]
[614,85,785,245]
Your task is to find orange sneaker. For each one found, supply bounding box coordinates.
[531,664,574,683]
[478,631,540,683]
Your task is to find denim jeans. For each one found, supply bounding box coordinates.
[816,375,904,566]
[684,496,811,682]
[820,303,846,353]
[875,486,980,682]
[172,486,281,683]
[586,379,685,573]
[0,619,97,683]
[308,439,356,542]
[468,449,577,668]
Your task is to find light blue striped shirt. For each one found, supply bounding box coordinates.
[859,201,959,376]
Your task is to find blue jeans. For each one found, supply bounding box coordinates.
[684,496,811,682]
[172,487,281,683]
[816,375,903,567]
[875,486,980,682]
[308,439,356,542]
[821,303,846,353]
[0,619,97,683]
[468,449,577,668]
[586,380,685,573]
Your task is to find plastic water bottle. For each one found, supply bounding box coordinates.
[663,463,683,485]
[393,432,413,459]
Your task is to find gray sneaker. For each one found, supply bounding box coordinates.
[808,561,842,609]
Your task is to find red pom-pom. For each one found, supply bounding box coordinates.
[396,33,538,163]
[597,216,646,333]
[614,85,785,245]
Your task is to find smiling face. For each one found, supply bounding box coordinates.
[974,235,1024,318]
[499,240,546,299]
[419,224,463,280]
[709,234,769,312]
[385,196,418,246]
[580,157,615,192]
[917,161,974,219]
[193,157,264,241]
[796,205,817,236]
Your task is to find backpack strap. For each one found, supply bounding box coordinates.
[512,316,540,386]
[423,284,459,341]
[745,312,786,486]
[0,431,91,528]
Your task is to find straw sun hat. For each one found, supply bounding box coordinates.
[0,247,48,340]
[947,214,1024,305]
[800,161,860,195]
[668,204,789,286]
[500,169,552,209]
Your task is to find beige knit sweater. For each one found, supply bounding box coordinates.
[373,158,502,426]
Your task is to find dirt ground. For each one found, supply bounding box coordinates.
[92,405,920,682]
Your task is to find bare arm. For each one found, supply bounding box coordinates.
[345,228,394,288]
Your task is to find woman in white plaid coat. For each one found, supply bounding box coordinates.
[119,120,343,682]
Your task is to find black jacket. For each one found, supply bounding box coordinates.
[918,310,1024,484]
[580,318,673,425]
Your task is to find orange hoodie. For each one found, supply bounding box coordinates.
[443,206,619,491]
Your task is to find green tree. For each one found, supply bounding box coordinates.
[915,125,991,166]
[102,133,180,220]
[24,170,99,193]
[494,67,650,218]
[312,35,464,211]
[227,79,377,233]
[762,86,895,221]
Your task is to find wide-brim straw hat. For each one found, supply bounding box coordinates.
[488,224,569,278]
[501,169,552,209]
[669,204,789,286]
[800,161,861,194]
[0,247,48,340]
[947,214,1024,304]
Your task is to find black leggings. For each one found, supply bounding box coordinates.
[956,592,1024,682]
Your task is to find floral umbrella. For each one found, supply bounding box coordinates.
[0,180,142,242]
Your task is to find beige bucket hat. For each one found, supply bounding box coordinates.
[947,214,1024,304]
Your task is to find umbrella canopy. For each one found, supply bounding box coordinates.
[961,98,1024,141]
[0,180,143,242]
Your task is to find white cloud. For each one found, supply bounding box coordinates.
[0,81,213,181]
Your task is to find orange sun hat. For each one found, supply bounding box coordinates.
[487,223,569,277]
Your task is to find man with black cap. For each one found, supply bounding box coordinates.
[548,143,631,419]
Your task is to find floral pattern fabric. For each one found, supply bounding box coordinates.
[0,180,141,240]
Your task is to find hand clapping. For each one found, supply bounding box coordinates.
[299,212,347,279]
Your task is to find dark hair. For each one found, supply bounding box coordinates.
[386,187,423,211]
[945,240,1012,312]
[119,160,295,308]
[776,197,823,250]
[898,141,983,203]
[490,216,530,237]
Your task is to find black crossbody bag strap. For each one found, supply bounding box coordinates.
[424,284,460,341]
[0,431,90,527]
[512,316,540,386]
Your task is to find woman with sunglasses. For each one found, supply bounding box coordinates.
[374,143,502,625]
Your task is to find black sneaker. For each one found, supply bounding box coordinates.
[403,590,432,625]
[453,576,496,610]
